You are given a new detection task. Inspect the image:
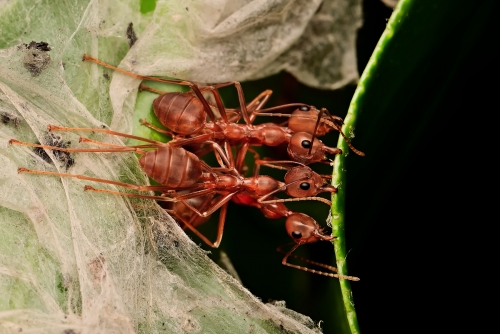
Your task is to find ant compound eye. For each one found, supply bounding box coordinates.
[300,182,310,190]
[301,140,311,148]
[291,231,302,239]
[299,106,310,111]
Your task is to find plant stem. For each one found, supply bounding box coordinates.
[330,1,413,333]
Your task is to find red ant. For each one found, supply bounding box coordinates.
[9,125,357,279]
[230,191,359,280]
[251,104,366,157]
[165,189,358,280]
[81,54,345,165]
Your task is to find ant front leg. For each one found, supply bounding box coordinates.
[246,90,273,123]
[278,243,360,281]
[316,108,365,157]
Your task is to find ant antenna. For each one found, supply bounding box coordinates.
[307,108,326,156]
[255,103,310,113]
[318,110,365,157]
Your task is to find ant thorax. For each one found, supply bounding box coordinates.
[203,121,290,147]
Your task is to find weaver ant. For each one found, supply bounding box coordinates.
[81,54,346,165]
[252,104,365,156]
[162,154,357,280]
[161,162,356,280]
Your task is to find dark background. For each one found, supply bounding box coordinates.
[185,0,498,333]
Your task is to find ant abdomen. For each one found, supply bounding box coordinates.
[139,146,202,188]
[153,92,205,135]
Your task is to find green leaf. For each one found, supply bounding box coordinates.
[329,2,419,330]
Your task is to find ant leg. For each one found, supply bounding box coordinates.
[255,159,305,170]
[260,196,332,207]
[213,203,228,247]
[139,83,168,95]
[278,120,288,127]
[78,137,161,150]
[207,141,234,170]
[174,212,219,248]
[277,243,337,272]
[10,139,149,155]
[182,143,226,159]
[174,200,228,248]
[47,124,167,146]
[234,143,250,174]
[279,243,360,281]
[199,161,234,174]
[83,54,219,123]
[246,90,273,123]
[205,87,229,123]
[178,191,237,218]
[177,218,219,248]
[83,54,197,87]
[205,141,239,175]
[83,186,176,202]
[322,146,343,156]
[78,137,122,147]
[318,108,344,129]
[168,133,215,148]
[139,119,174,137]
[319,108,365,157]
[196,192,236,217]
[307,108,328,156]
[18,168,176,193]
[246,147,261,176]
[234,144,262,176]
[223,141,234,168]
[213,149,228,169]
[173,192,217,228]
[254,103,310,114]
[208,81,251,125]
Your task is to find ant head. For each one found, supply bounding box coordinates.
[288,105,327,136]
[284,166,328,197]
[287,132,327,164]
[285,213,333,244]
